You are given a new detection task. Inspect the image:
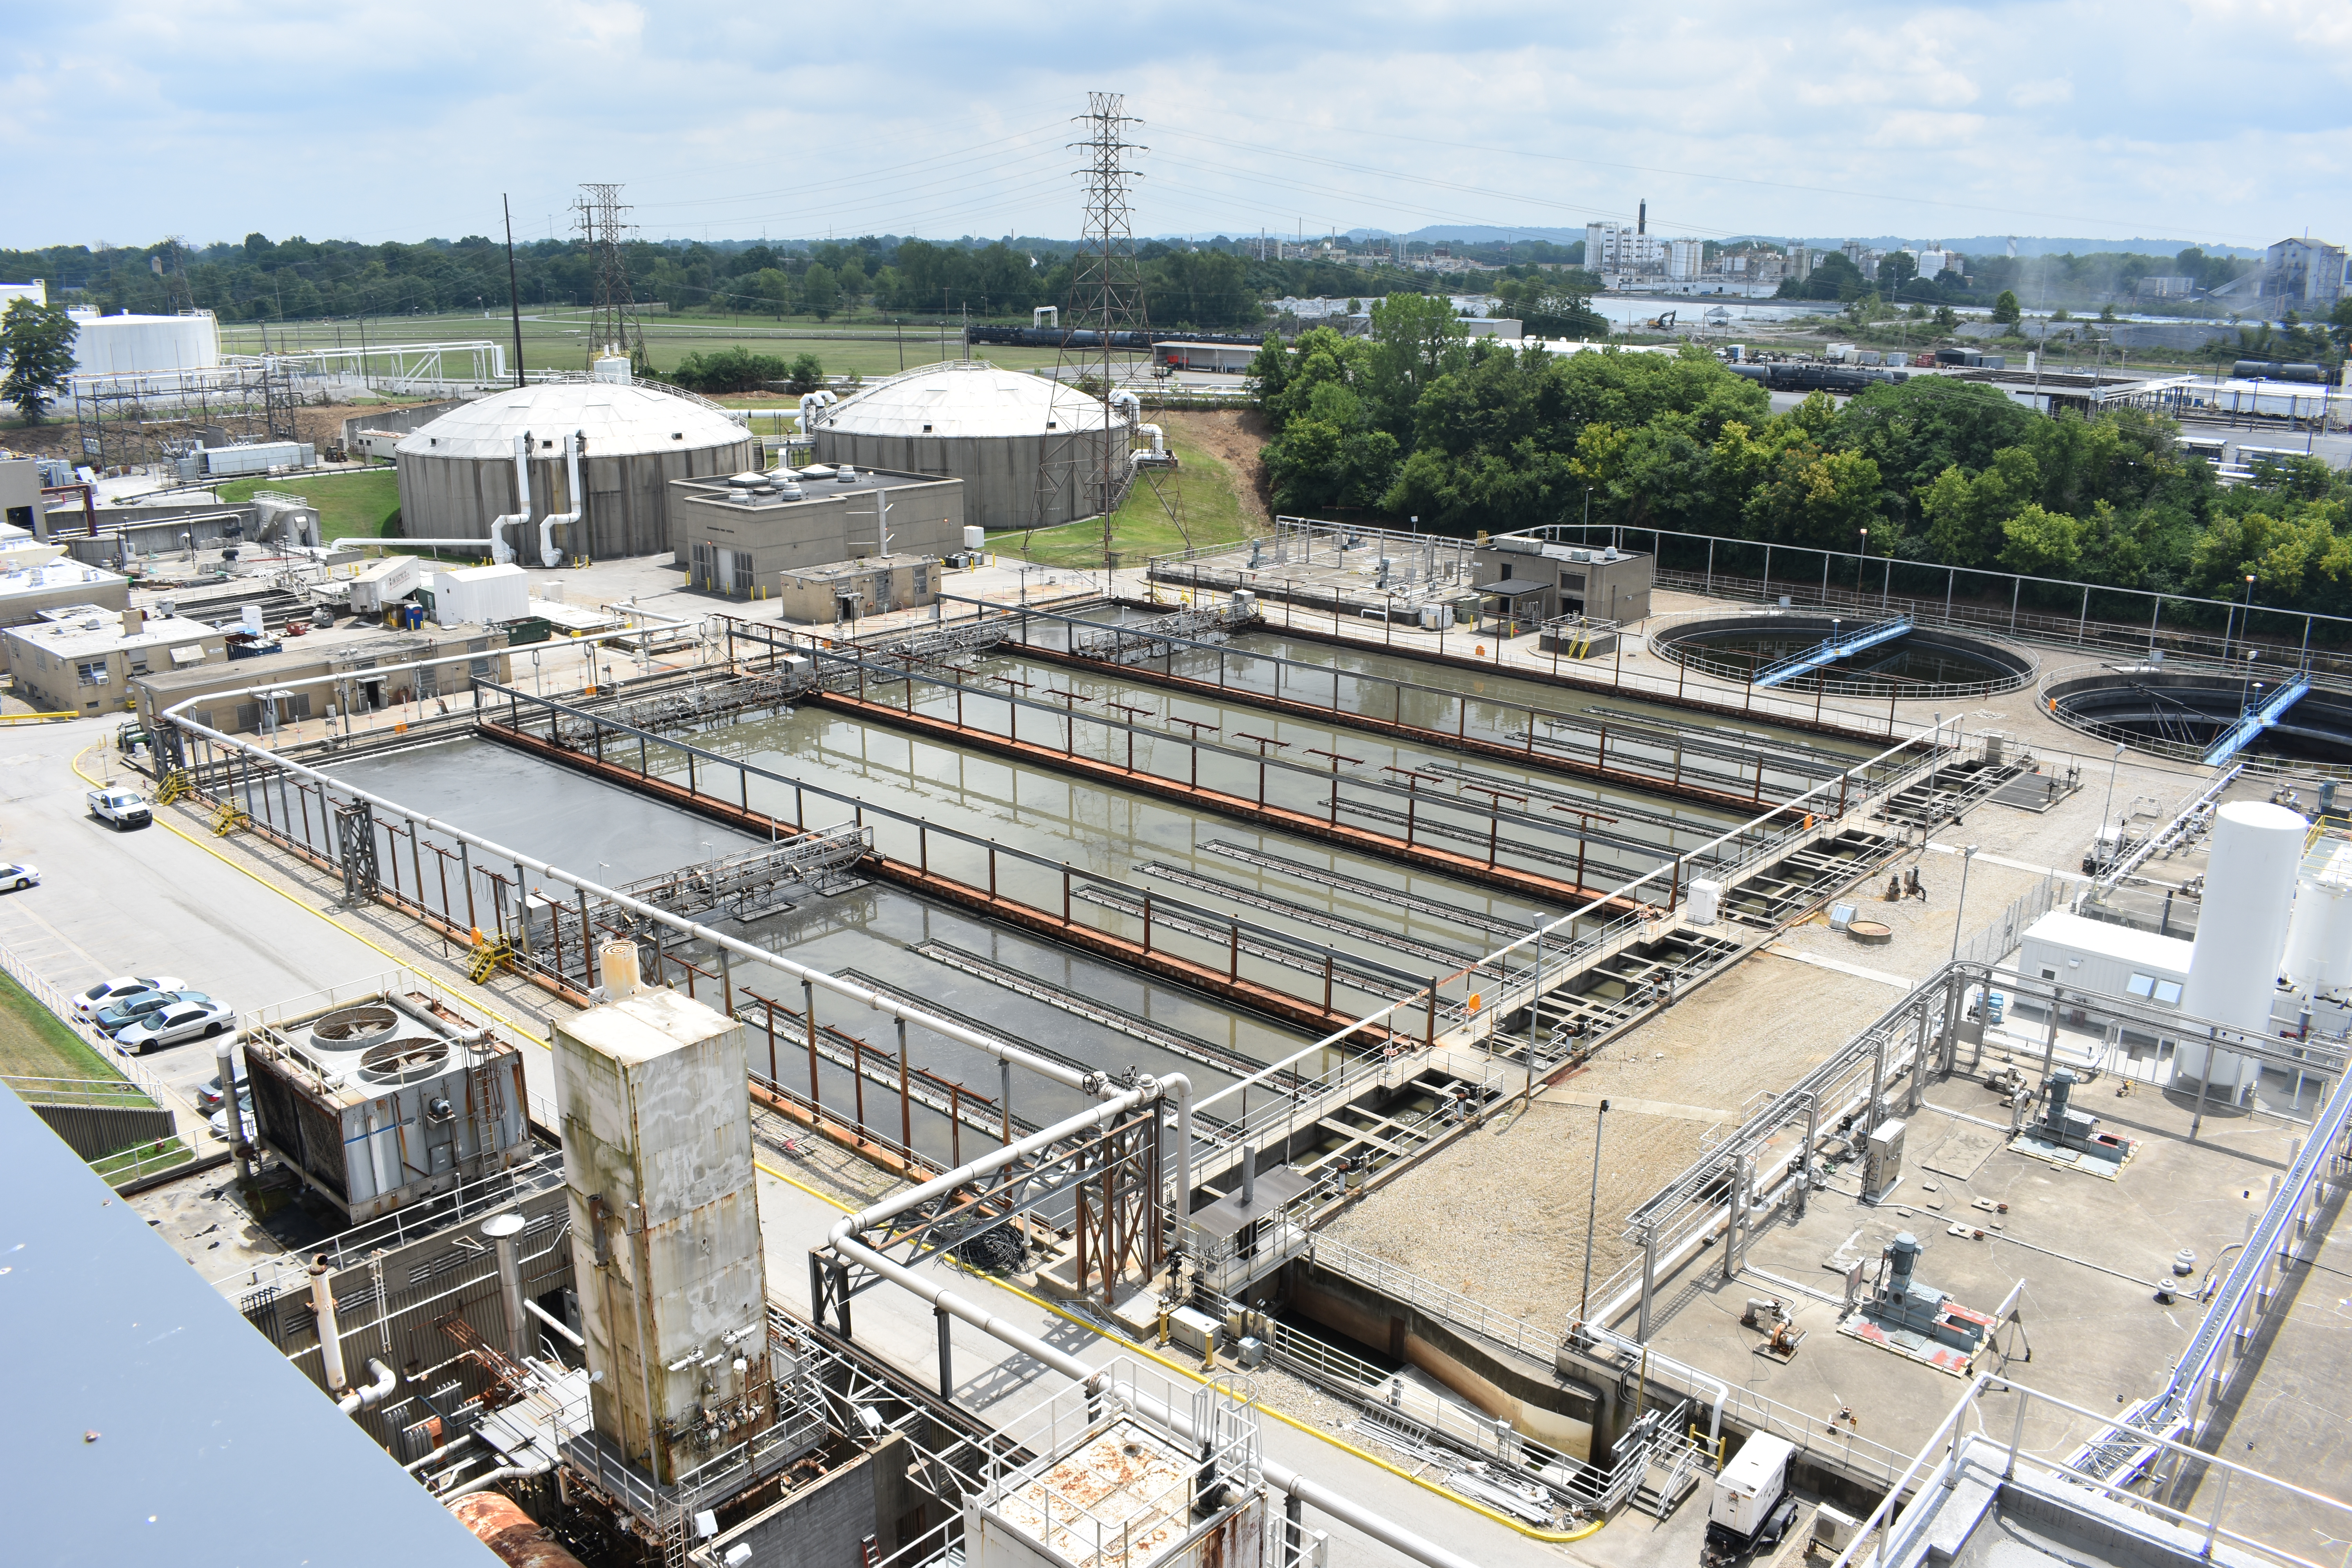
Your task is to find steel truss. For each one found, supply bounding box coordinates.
[810,1091,1169,1338]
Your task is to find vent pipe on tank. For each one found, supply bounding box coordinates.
[310,1259,348,1394]
[485,432,532,567]
[600,940,642,1002]
[539,431,583,568]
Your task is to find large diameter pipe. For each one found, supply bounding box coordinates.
[450,1491,588,1568]
[337,1357,397,1414]
[309,1260,349,1393]
[481,431,532,566]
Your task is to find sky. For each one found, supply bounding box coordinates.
[3,0,2347,254]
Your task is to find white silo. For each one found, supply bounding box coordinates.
[2283,867,2352,996]
[2177,800,2305,1102]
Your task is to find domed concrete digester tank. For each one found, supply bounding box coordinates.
[393,377,758,561]
[2178,800,2306,1102]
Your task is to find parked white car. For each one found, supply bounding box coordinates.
[113,996,236,1053]
[0,862,38,891]
[72,975,187,1021]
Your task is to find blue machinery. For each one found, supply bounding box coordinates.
[2201,674,2312,766]
[1751,616,1913,690]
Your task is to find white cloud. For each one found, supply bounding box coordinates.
[0,0,2343,250]
[2007,77,2076,108]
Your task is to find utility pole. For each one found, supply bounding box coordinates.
[502,195,527,388]
[1579,1099,1610,1320]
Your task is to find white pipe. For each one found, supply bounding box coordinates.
[483,431,531,567]
[1109,389,1141,421]
[826,1129,1481,1568]
[403,1430,481,1474]
[525,1296,585,1348]
[798,391,837,434]
[309,1261,348,1394]
[1136,422,1165,453]
[439,1450,554,1500]
[539,432,582,568]
[337,1357,397,1414]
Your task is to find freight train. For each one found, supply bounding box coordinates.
[1727,362,1911,393]
[962,326,1269,350]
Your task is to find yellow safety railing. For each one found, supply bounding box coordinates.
[207,801,249,836]
[156,770,192,804]
[0,711,80,725]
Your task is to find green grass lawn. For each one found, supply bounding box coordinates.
[0,971,129,1083]
[217,469,403,538]
[990,423,1257,571]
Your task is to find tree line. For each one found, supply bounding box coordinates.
[1251,297,2352,622]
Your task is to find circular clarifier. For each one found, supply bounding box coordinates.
[1652,613,2035,699]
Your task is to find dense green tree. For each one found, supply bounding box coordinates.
[1991,290,2022,325]
[801,264,840,321]
[0,299,78,424]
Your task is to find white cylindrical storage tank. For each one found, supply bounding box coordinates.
[67,310,222,379]
[2284,876,2352,994]
[1686,878,1722,926]
[2178,800,2305,1100]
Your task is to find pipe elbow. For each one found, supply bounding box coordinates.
[338,1357,397,1415]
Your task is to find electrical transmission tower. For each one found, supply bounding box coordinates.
[1031,92,1185,570]
[573,183,648,372]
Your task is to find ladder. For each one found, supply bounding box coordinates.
[207,800,248,835]
[466,935,512,985]
[156,769,192,805]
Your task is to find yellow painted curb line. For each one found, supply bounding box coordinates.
[70,744,559,1053]
[753,1159,1604,1543]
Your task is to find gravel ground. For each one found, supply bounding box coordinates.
[1320,596,2244,1329]
[1325,956,1896,1322]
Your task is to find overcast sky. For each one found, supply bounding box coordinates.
[4,0,2345,254]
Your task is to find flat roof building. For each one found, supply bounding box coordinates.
[670,466,963,600]
[773,552,942,626]
[133,626,512,736]
[5,608,223,717]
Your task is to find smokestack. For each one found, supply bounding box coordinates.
[599,940,642,1001]
[1638,199,1646,236]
